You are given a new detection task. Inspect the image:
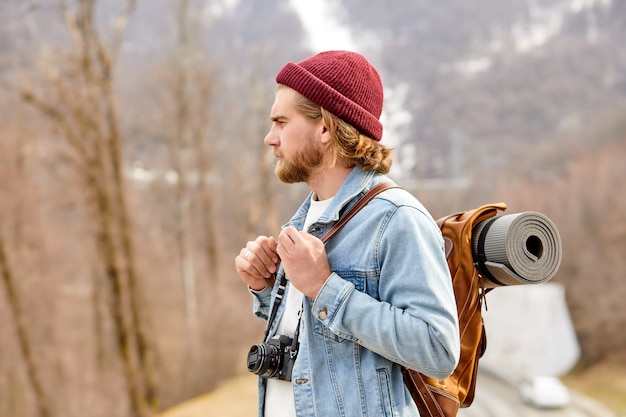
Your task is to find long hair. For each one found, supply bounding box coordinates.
[283,85,394,174]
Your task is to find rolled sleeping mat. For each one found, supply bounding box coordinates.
[472,211,562,288]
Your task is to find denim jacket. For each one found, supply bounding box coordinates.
[250,167,460,417]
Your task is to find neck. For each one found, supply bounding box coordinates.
[308,164,354,201]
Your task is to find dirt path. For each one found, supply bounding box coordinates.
[157,354,626,417]
[158,373,258,417]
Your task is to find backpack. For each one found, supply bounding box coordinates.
[326,184,507,416]
[266,183,507,416]
[402,202,508,417]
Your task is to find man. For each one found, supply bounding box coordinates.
[235,50,460,417]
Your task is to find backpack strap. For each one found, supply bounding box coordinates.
[265,181,399,324]
[321,181,398,243]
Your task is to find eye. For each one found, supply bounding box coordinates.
[270,117,287,129]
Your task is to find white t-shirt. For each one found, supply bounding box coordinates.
[265,194,333,417]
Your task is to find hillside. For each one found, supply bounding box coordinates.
[0,1,624,417]
[204,0,626,182]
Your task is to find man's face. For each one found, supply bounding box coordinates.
[264,88,326,184]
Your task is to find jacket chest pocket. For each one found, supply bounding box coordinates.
[312,273,377,343]
[342,274,367,292]
[338,270,379,299]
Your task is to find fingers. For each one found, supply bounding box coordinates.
[235,236,280,290]
[248,237,279,275]
[275,227,330,299]
[276,226,298,257]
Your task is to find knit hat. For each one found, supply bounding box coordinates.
[276,50,384,141]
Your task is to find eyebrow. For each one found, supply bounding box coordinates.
[270,115,287,122]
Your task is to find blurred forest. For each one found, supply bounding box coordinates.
[0,0,624,416]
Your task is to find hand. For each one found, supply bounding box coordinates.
[276,226,331,299]
[235,236,279,291]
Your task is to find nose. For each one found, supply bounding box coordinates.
[264,126,278,147]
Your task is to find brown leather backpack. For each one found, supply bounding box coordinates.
[265,183,506,416]
[403,202,507,417]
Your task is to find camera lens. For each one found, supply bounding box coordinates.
[247,343,282,378]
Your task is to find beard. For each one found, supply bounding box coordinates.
[274,132,325,184]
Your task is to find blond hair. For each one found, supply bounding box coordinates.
[284,85,393,174]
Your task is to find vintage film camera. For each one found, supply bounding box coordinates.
[247,334,297,381]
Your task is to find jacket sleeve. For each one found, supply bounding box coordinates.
[249,285,273,321]
[311,205,461,380]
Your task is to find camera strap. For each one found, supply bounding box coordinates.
[263,181,398,341]
[290,310,303,359]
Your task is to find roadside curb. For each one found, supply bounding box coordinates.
[480,364,617,417]
[570,392,617,417]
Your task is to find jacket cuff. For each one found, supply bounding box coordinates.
[311,272,354,326]
[249,285,273,320]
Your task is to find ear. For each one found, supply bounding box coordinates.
[319,120,331,145]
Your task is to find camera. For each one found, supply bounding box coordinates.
[247,334,297,381]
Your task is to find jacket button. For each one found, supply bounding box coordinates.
[319,308,327,320]
[295,379,309,384]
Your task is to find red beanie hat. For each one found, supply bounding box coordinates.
[276,50,384,141]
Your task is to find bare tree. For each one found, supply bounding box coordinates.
[0,229,51,417]
[1,1,159,415]
[168,0,199,330]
